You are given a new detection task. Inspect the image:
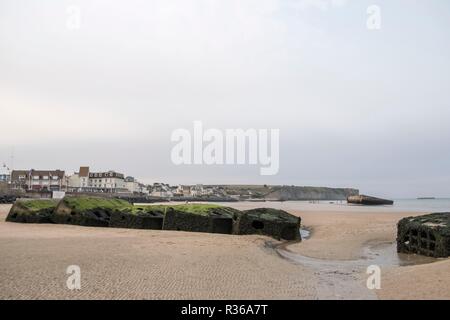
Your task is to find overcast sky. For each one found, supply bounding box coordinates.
[1,0,450,198]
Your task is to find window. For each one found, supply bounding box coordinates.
[42,176,49,180]
[33,176,39,180]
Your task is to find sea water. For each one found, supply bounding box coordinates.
[223,198,450,214]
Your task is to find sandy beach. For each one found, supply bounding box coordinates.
[0,202,449,300]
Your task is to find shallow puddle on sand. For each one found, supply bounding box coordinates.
[361,241,437,267]
[299,228,311,240]
[270,238,438,299]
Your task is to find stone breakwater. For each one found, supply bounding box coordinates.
[397,212,450,258]
[6,196,302,241]
[0,195,17,204]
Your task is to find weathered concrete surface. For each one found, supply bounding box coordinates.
[162,205,241,234]
[109,207,164,230]
[235,208,301,240]
[51,197,130,227]
[6,199,58,223]
[347,195,394,206]
[0,195,17,204]
[397,212,450,258]
[163,207,211,233]
[5,196,302,241]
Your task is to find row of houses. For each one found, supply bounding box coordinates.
[2,165,222,198]
[139,183,220,198]
[8,167,149,195]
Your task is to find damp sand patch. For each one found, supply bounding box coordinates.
[267,239,438,300]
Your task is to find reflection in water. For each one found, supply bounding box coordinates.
[362,241,437,267]
[300,228,311,240]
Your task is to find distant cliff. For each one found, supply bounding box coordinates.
[216,184,359,201]
[263,186,359,201]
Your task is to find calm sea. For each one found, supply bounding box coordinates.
[220,198,450,214]
[388,198,450,212]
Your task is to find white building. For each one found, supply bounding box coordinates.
[67,166,127,193]
[0,164,10,182]
[150,183,173,198]
[191,184,204,197]
[88,170,126,193]
[176,185,192,196]
[179,184,214,197]
[125,176,149,195]
[67,166,90,192]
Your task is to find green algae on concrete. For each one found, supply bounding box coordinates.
[162,204,241,234]
[235,208,301,240]
[397,212,450,258]
[5,196,303,241]
[62,197,130,212]
[167,204,222,216]
[52,196,131,227]
[109,206,165,230]
[6,199,59,223]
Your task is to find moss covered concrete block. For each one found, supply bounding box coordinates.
[109,206,164,229]
[162,207,211,233]
[235,208,301,240]
[6,199,59,223]
[51,196,130,227]
[162,204,239,234]
[397,212,450,258]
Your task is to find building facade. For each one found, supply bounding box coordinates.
[67,166,90,192]
[11,169,66,191]
[125,176,149,195]
[67,167,149,194]
[88,171,127,193]
[150,183,173,198]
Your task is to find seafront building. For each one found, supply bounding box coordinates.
[125,176,149,195]
[67,166,127,193]
[67,167,148,194]
[10,169,67,191]
[67,166,90,192]
[8,166,231,198]
[9,166,151,195]
[150,183,173,197]
[88,170,127,193]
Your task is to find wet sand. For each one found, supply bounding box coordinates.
[217,201,450,300]
[0,204,316,300]
[1,202,449,299]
